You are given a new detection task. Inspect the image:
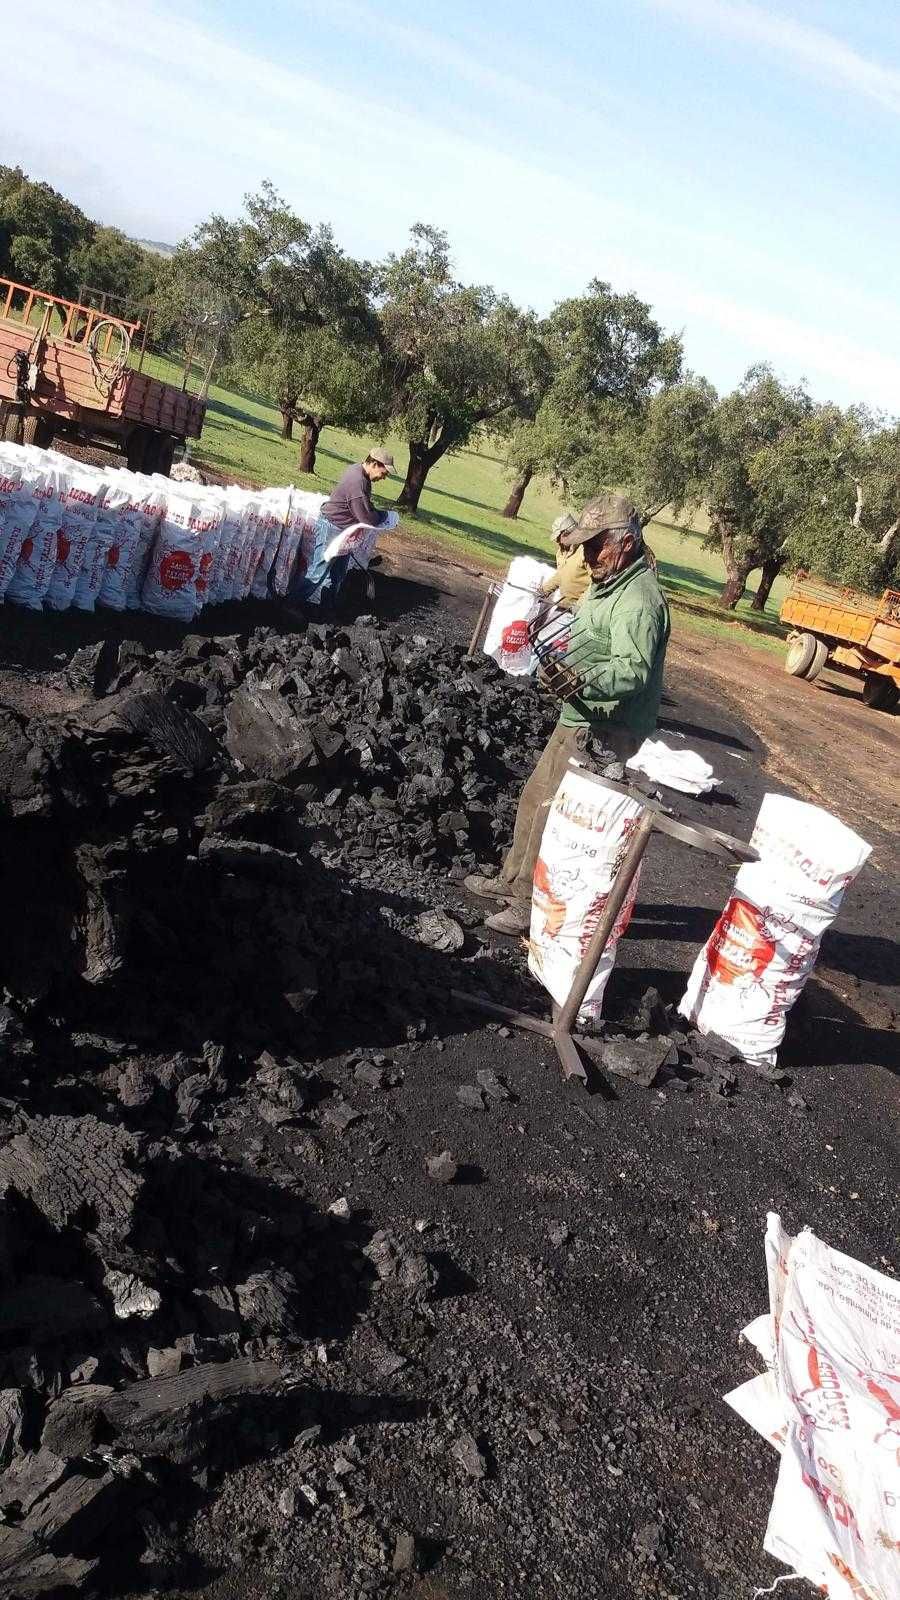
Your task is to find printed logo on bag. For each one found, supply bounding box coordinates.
[501,620,529,654]
[795,1342,852,1433]
[706,897,775,984]
[20,537,33,563]
[57,531,70,563]
[159,550,195,591]
[533,858,569,939]
[868,1379,900,1460]
[108,545,120,567]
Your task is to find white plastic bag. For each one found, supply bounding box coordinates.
[207,487,245,605]
[45,471,105,612]
[483,556,555,675]
[140,492,205,621]
[269,493,303,597]
[528,765,644,1021]
[96,477,141,612]
[73,478,131,612]
[5,462,62,608]
[679,795,871,1066]
[272,489,332,599]
[249,489,291,599]
[0,466,38,600]
[322,508,399,567]
[292,514,332,604]
[190,496,224,611]
[236,494,267,601]
[725,1214,900,1600]
[123,477,167,610]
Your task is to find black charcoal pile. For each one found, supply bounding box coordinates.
[0,619,557,1592]
[0,619,554,1047]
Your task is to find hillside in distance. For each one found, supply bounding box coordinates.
[131,237,176,257]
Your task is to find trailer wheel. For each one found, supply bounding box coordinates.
[142,433,163,475]
[784,632,819,677]
[862,674,899,712]
[126,427,151,473]
[156,436,176,477]
[2,410,22,443]
[804,639,829,681]
[21,414,54,449]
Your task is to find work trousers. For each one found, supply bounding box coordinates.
[498,720,640,903]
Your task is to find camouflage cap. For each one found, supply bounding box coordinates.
[551,512,577,538]
[368,447,396,472]
[559,493,641,549]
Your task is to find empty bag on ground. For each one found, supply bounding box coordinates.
[679,794,871,1066]
[483,556,554,675]
[724,1212,900,1600]
[528,766,644,1021]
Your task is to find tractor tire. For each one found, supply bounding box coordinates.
[2,410,22,443]
[784,632,819,677]
[862,674,899,712]
[21,413,54,449]
[804,639,829,681]
[126,427,151,473]
[141,432,164,476]
[156,435,176,477]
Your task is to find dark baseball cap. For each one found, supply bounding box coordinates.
[368,447,396,472]
[559,493,641,549]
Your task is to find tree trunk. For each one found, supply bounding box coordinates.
[719,527,754,610]
[751,556,782,612]
[502,465,533,520]
[397,450,428,511]
[298,416,322,475]
[397,440,437,512]
[197,324,224,404]
[280,410,294,441]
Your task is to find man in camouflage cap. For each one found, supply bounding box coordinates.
[465,492,670,934]
[538,511,591,611]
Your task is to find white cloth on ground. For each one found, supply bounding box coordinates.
[627,738,720,795]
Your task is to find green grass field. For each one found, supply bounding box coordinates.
[186,370,788,656]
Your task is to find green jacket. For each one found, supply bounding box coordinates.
[558,556,670,739]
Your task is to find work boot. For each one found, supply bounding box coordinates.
[463,873,512,901]
[484,902,531,936]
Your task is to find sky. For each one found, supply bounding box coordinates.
[1,0,899,413]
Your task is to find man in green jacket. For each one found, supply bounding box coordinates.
[466,493,670,934]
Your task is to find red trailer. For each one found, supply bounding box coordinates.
[0,276,205,476]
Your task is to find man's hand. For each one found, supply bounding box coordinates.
[536,658,583,702]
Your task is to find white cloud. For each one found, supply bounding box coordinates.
[650,0,900,115]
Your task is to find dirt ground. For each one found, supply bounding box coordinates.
[1,534,897,1600]
[165,540,897,1600]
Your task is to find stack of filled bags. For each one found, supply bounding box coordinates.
[0,441,336,621]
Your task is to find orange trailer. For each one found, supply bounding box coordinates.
[780,575,900,711]
[0,276,205,476]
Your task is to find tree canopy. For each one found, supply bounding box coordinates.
[500,281,683,519]
[375,225,547,509]
[0,166,161,310]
